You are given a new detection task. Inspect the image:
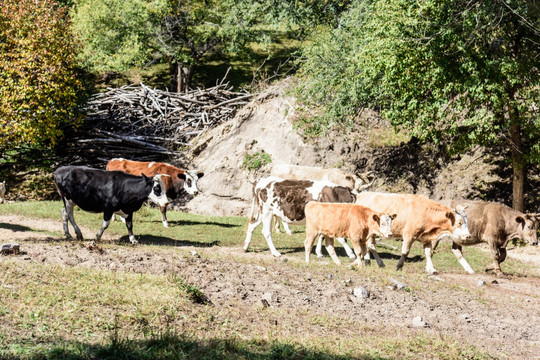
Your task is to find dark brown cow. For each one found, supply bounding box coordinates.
[304,201,395,267]
[244,177,355,257]
[106,158,203,227]
[356,192,471,274]
[438,199,540,276]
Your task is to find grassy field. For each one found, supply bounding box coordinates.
[0,201,536,359]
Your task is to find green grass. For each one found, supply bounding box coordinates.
[0,260,491,360]
[0,201,530,359]
[0,200,535,277]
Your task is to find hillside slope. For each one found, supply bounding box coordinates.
[184,80,507,217]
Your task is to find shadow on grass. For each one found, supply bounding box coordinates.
[133,235,221,248]
[165,219,240,228]
[8,334,389,360]
[0,222,36,232]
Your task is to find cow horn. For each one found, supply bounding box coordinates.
[357,176,376,191]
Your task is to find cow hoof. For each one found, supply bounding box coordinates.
[364,259,371,266]
[316,254,324,258]
[163,221,169,227]
[272,252,282,257]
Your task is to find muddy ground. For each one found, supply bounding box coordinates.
[1,214,540,359]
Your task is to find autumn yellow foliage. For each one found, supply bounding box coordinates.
[0,0,84,148]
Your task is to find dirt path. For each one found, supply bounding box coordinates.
[2,214,540,359]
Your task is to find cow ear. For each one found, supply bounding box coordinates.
[516,216,525,226]
[446,212,456,225]
[372,214,380,223]
[391,214,397,220]
[177,173,186,180]
[197,171,204,178]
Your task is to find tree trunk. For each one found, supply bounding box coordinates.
[509,107,525,212]
[168,58,178,92]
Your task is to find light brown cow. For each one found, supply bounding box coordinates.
[438,199,540,276]
[271,164,375,194]
[356,192,470,274]
[106,158,203,227]
[304,201,395,267]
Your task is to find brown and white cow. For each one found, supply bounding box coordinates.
[270,164,375,258]
[356,192,471,274]
[106,158,203,227]
[304,201,396,267]
[438,199,540,276]
[244,177,355,257]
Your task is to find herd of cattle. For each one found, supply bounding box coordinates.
[48,160,540,277]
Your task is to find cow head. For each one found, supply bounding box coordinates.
[516,214,539,245]
[373,213,396,238]
[448,205,471,241]
[179,170,204,196]
[146,174,169,208]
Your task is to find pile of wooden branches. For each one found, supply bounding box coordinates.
[66,83,253,165]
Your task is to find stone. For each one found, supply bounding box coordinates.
[477,280,486,286]
[1,243,20,255]
[390,277,407,290]
[353,287,370,299]
[412,316,427,328]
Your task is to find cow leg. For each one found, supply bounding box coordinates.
[96,213,112,242]
[485,244,505,276]
[64,199,83,241]
[396,237,413,271]
[61,206,72,240]
[124,213,138,244]
[261,212,281,257]
[367,238,385,268]
[316,236,355,259]
[451,242,474,274]
[324,236,341,265]
[160,205,169,227]
[304,231,319,264]
[336,237,356,259]
[351,238,368,268]
[281,221,293,235]
[423,242,438,275]
[315,235,324,258]
[273,215,281,233]
[244,215,263,253]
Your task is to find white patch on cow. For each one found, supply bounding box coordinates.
[147,175,169,207]
[305,180,336,200]
[183,170,203,195]
[451,211,471,241]
[378,214,394,238]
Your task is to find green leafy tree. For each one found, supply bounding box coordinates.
[0,0,84,149]
[71,0,263,92]
[299,0,540,211]
[71,0,165,73]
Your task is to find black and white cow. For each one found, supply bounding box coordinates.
[54,166,169,244]
[244,177,356,257]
